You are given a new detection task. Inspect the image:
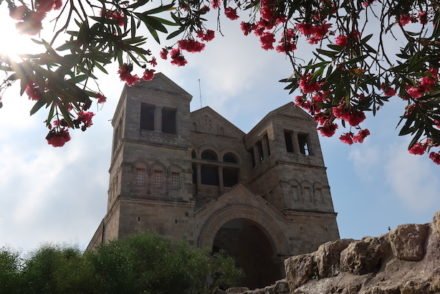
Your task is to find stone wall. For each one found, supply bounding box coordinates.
[227,211,440,294]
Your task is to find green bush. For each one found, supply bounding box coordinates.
[0,249,22,294]
[0,233,241,294]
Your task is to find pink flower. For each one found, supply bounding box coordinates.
[46,129,71,147]
[339,133,353,145]
[419,76,436,90]
[260,32,275,50]
[25,82,42,101]
[335,35,348,46]
[352,129,370,143]
[318,122,338,137]
[149,57,157,67]
[96,93,106,104]
[170,48,187,66]
[160,48,168,60]
[240,22,254,36]
[362,0,374,7]
[418,11,428,25]
[36,0,62,13]
[406,86,424,99]
[381,84,396,97]
[78,111,94,128]
[211,0,220,9]
[199,5,210,14]
[197,29,215,42]
[296,23,314,35]
[399,14,412,26]
[143,69,155,81]
[16,11,44,35]
[409,142,427,155]
[9,5,27,20]
[260,0,274,21]
[275,29,297,53]
[332,105,345,119]
[118,64,140,86]
[429,152,440,165]
[299,74,321,94]
[224,7,239,20]
[346,110,366,126]
[178,39,205,52]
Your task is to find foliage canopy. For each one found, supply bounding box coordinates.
[0,0,439,163]
[0,233,242,293]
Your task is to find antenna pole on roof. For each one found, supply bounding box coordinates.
[198,78,203,108]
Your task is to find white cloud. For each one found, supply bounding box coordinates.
[348,144,381,181]
[385,147,440,213]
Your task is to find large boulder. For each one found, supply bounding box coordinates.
[284,254,317,290]
[340,236,390,275]
[433,211,440,235]
[388,224,429,261]
[315,239,353,278]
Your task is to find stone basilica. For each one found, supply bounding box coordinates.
[88,73,339,288]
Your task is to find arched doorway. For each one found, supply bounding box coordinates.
[212,218,282,289]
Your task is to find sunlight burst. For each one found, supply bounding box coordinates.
[0,10,37,61]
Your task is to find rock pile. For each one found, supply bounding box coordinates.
[227,211,440,294]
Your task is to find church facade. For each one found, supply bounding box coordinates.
[88,73,339,288]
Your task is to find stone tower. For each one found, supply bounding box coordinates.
[88,73,339,289]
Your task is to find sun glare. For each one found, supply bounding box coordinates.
[0,10,38,61]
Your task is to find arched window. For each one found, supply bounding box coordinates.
[134,163,147,186]
[201,149,218,161]
[151,165,166,195]
[135,167,146,186]
[223,152,238,163]
[201,165,219,185]
[169,166,182,190]
[223,168,239,187]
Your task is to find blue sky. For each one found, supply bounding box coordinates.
[0,7,439,253]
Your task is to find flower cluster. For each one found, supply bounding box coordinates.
[101,9,126,26]
[197,30,215,42]
[407,139,440,165]
[405,68,439,99]
[9,0,62,35]
[224,7,239,20]
[178,39,205,53]
[46,128,70,147]
[25,82,43,101]
[296,22,332,44]
[170,48,187,66]
[339,129,370,145]
[294,73,371,144]
[398,11,429,26]
[118,63,157,86]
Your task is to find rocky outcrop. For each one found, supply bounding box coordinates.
[228,211,440,294]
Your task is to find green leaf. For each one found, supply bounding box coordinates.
[360,34,373,44]
[316,48,338,58]
[94,62,109,74]
[166,28,185,40]
[128,0,151,9]
[67,74,88,84]
[30,98,47,116]
[143,3,175,15]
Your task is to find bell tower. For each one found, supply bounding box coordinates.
[104,73,194,242]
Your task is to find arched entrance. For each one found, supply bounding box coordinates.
[212,218,283,289]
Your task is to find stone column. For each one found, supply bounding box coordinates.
[253,146,259,166]
[219,166,224,193]
[292,132,300,154]
[154,106,162,132]
[262,138,268,159]
[197,163,202,187]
